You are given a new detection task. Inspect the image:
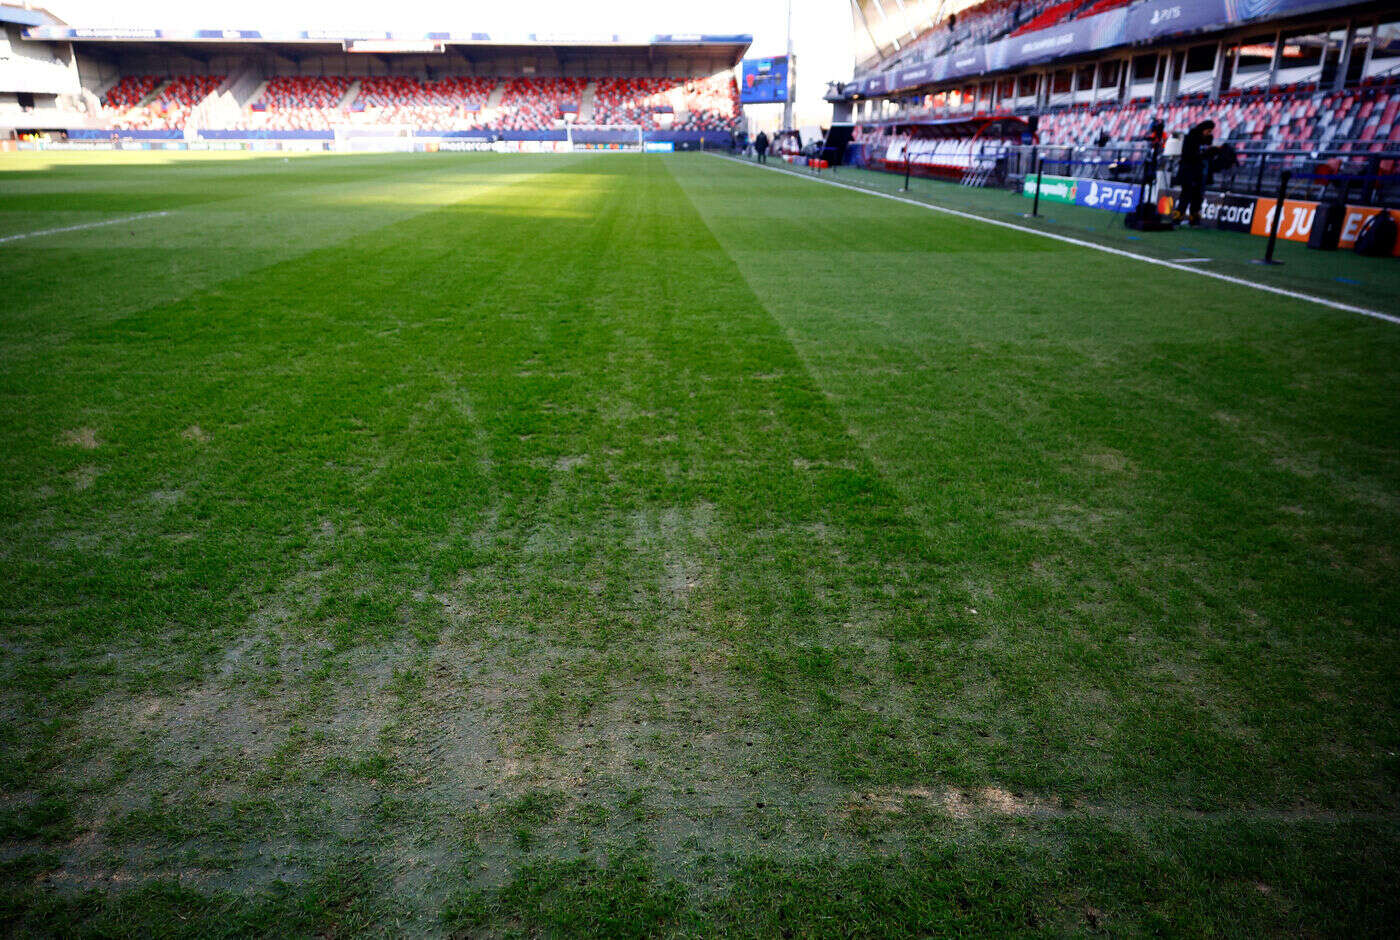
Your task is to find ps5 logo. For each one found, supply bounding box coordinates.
[1151,6,1183,25]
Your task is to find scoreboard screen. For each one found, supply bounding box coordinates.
[740,56,790,104]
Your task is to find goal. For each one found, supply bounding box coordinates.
[566,124,644,153]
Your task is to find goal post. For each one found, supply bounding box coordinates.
[566,124,644,153]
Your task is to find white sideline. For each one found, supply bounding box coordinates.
[708,153,1399,327]
[0,211,171,246]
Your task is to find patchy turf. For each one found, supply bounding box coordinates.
[1,150,1398,936]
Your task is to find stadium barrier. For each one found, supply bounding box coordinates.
[1019,170,1399,255]
[1154,191,1400,256]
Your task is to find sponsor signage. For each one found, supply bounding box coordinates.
[1021,175,1142,212]
[1125,0,1229,41]
[945,47,985,80]
[436,140,495,152]
[1160,188,1400,255]
[1074,178,1141,213]
[1022,174,1079,204]
[894,62,935,90]
[643,141,675,153]
[1198,192,1256,231]
[1337,205,1400,253]
[348,39,445,53]
[1250,197,1317,242]
[741,56,791,104]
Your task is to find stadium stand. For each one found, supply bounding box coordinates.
[1034,84,1400,151]
[351,77,496,130]
[243,76,352,130]
[830,0,1400,216]
[1076,0,1131,17]
[593,78,676,129]
[496,78,588,130]
[86,70,741,136]
[101,74,158,110]
[674,75,742,132]
[2,25,751,148]
[110,75,226,129]
[1009,0,1085,37]
[882,0,1060,68]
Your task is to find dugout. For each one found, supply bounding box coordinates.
[866,114,1030,181]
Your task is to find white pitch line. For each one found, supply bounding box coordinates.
[1175,257,1213,263]
[709,154,1399,327]
[0,210,171,246]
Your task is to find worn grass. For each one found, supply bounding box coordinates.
[1,149,1398,937]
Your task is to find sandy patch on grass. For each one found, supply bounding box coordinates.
[181,425,208,443]
[851,785,1059,820]
[67,465,101,490]
[1084,451,1129,472]
[61,427,100,449]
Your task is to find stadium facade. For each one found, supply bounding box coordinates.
[0,6,750,152]
[825,0,1399,249]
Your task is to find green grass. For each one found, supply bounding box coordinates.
[739,153,1400,317]
[1,149,1397,936]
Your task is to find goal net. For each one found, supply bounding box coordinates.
[566,124,644,153]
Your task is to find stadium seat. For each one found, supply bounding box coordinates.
[496,78,588,130]
[104,74,225,129]
[102,75,159,110]
[241,76,353,130]
[351,76,496,130]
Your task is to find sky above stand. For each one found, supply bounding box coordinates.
[43,0,853,129]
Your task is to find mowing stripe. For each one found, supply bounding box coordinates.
[709,154,1399,327]
[0,211,171,246]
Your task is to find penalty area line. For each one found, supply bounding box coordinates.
[0,211,172,246]
[708,153,1398,327]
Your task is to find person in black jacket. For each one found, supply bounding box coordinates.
[754,130,769,163]
[1174,120,1215,226]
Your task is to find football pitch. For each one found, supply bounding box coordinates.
[2,150,1398,936]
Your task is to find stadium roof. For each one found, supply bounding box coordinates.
[22,26,752,54]
[0,3,61,27]
[18,26,752,71]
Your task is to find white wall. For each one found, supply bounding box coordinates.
[0,27,81,95]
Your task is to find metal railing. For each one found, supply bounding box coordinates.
[997,142,1400,206]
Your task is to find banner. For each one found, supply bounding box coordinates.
[1161,188,1400,255]
[1022,174,1079,204]
[944,47,985,81]
[1125,0,1346,42]
[1074,178,1142,213]
[1021,175,1141,212]
[1198,192,1258,231]
[1250,197,1317,242]
[893,61,939,91]
[1337,205,1400,253]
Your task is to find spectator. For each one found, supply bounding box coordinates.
[755,130,769,163]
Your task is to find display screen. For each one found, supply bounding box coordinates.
[740,56,790,104]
